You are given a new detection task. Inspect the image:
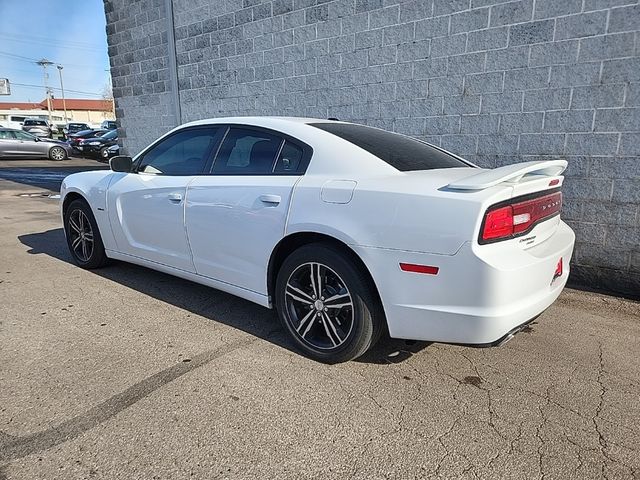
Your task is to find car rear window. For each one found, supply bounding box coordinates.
[310,122,470,171]
[25,120,46,126]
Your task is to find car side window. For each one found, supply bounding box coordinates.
[274,141,304,174]
[0,131,12,140]
[13,131,34,140]
[137,127,219,176]
[212,127,283,175]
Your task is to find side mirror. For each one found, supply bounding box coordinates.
[110,155,133,173]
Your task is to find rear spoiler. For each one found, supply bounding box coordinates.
[447,160,568,191]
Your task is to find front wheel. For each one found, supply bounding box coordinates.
[99,146,110,161]
[275,243,384,363]
[63,199,108,269]
[49,146,67,161]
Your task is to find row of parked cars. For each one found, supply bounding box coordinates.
[0,119,118,161]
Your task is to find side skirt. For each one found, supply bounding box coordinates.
[105,249,272,309]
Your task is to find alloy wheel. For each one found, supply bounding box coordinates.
[284,262,354,350]
[67,209,94,262]
[50,147,66,160]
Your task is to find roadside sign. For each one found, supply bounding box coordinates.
[0,79,10,95]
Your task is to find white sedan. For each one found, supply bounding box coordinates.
[60,117,575,363]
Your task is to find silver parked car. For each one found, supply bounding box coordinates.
[0,128,72,160]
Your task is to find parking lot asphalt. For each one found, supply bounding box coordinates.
[0,160,639,480]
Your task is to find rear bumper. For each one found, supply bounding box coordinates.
[353,220,575,345]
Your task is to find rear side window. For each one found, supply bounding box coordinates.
[310,122,470,171]
[212,127,283,175]
[275,141,303,173]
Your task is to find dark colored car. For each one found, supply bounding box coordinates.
[77,129,118,160]
[22,118,57,138]
[101,120,117,130]
[68,129,107,150]
[63,122,91,138]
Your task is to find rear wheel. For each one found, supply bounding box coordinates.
[49,146,66,161]
[100,146,110,161]
[63,199,108,269]
[275,243,384,363]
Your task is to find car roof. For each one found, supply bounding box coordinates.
[182,116,339,129]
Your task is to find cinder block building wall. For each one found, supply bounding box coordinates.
[104,0,640,297]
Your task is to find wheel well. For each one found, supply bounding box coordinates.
[267,232,384,311]
[62,192,85,216]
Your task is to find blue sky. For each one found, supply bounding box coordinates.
[0,0,110,102]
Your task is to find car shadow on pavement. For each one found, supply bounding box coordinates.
[18,228,432,365]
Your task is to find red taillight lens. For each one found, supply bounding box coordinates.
[481,191,562,243]
[482,206,514,241]
[512,192,562,234]
[554,258,563,279]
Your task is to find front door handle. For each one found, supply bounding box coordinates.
[168,192,183,203]
[259,194,281,205]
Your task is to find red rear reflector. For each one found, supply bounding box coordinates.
[549,179,560,186]
[399,263,439,275]
[554,258,563,279]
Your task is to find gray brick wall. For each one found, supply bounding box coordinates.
[105,0,640,297]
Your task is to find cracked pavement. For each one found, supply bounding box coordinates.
[0,160,639,479]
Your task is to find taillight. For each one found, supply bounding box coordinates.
[480,190,562,244]
[482,206,513,240]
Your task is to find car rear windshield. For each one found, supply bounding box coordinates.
[25,120,46,126]
[310,122,471,171]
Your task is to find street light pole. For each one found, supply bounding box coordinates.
[36,58,54,122]
[56,65,67,122]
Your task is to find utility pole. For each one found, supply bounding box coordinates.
[36,58,54,122]
[56,65,67,122]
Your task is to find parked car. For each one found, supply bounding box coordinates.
[60,117,575,363]
[76,129,117,160]
[22,118,57,138]
[100,120,117,130]
[0,127,71,160]
[105,144,120,158]
[63,122,91,138]
[68,129,107,150]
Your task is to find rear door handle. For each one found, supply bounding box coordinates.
[168,192,183,203]
[259,194,281,204]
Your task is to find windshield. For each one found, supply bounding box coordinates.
[101,130,117,140]
[310,122,472,171]
[25,120,46,126]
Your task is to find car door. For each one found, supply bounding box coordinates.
[12,130,45,156]
[0,130,22,156]
[107,126,223,272]
[186,126,311,295]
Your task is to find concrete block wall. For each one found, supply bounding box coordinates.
[105,0,640,297]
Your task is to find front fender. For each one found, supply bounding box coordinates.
[60,170,116,249]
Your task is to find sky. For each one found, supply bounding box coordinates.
[0,0,111,103]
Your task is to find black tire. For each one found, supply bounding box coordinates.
[275,243,384,363]
[99,146,110,161]
[63,199,109,269]
[49,146,67,161]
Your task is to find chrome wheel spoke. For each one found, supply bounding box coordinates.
[324,292,350,305]
[71,235,82,250]
[319,314,338,347]
[81,239,89,260]
[326,302,352,309]
[68,217,81,233]
[322,311,342,345]
[297,309,316,337]
[286,284,313,305]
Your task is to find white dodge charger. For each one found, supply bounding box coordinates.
[60,117,575,363]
